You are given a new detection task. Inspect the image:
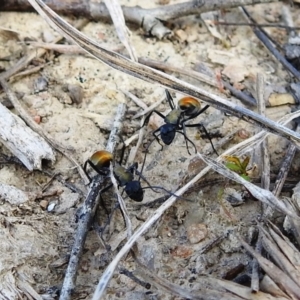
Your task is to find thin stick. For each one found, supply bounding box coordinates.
[272,141,297,199]
[251,74,268,293]
[119,267,151,289]
[263,5,299,217]
[120,89,148,110]
[59,104,126,300]
[109,164,132,238]
[3,0,279,39]
[257,74,270,191]
[217,21,300,30]
[133,96,166,119]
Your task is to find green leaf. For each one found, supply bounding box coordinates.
[225,162,242,172]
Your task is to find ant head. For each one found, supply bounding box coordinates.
[160,124,176,145]
[178,97,201,116]
[125,181,144,202]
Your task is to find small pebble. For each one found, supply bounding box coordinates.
[186,223,208,244]
[238,129,250,139]
[34,76,48,93]
[175,29,188,42]
[33,115,42,124]
[67,84,83,104]
[39,200,48,210]
[171,245,193,258]
[47,202,57,212]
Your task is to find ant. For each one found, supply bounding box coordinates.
[83,140,193,242]
[83,148,144,202]
[83,141,183,202]
[142,89,219,156]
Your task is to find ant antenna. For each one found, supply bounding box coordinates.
[135,168,192,202]
[183,123,219,156]
[138,137,158,181]
[165,89,175,110]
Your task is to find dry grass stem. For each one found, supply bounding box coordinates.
[109,164,132,238]
[104,0,137,61]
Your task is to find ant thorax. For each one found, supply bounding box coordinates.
[164,108,181,124]
[113,164,134,187]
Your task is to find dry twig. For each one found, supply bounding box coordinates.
[104,0,137,61]
[109,164,132,238]
[3,0,279,38]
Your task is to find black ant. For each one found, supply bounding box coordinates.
[83,148,144,202]
[142,90,219,156]
[83,141,183,202]
[84,141,193,242]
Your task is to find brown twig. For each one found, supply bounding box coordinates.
[3,0,279,38]
[217,21,300,30]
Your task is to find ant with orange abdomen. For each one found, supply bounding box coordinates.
[142,89,219,156]
[83,139,189,202]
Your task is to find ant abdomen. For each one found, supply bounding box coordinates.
[90,150,113,170]
[178,97,201,117]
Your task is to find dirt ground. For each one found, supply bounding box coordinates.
[0,1,299,299]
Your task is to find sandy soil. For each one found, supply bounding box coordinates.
[0,1,299,299]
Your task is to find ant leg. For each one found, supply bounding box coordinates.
[181,104,210,123]
[98,184,122,241]
[86,160,109,177]
[141,110,165,128]
[118,136,126,165]
[165,89,175,110]
[139,137,157,180]
[92,218,111,251]
[175,130,197,155]
[97,183,114,217]
[179,122,193,155]
[99,190,110,216]
[152,129,163,150]
[127,162,139,175]
[83,160,92,182]
[140,130,163,176]
[185,123,219,156]
[100,201,121,239]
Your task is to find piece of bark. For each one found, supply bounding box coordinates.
[0,103,55,170]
